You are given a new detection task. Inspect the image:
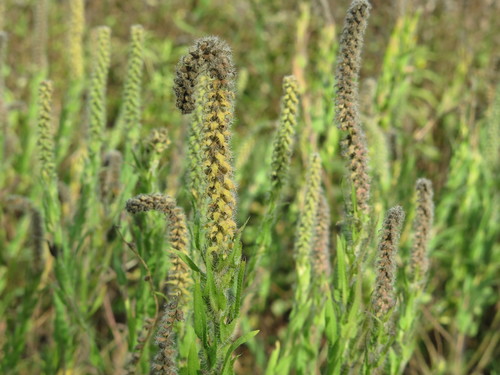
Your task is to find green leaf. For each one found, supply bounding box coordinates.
[324,294,338,344]
[193,282,207,345]
[187,340,200,375]
[220,330,259,374]
[172,249,204,275]
[231,260,246,320]
[336,235,348,306]
[264,341,281,375]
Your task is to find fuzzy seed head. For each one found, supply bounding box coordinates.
[122,25,145,138]
[271,75,299,197]
[335,0,371,132]
[126,194,191,305]
[88,26,111,158]
[146,128,171,154]
[174,36,237,259]
[410,179,434,282]
[37,80,56,183]
[68,0,85,79]
[187,74,209,203]
[312,191,332,281]
[151,299,183,375]
[294,153,322,303]
[335,0,372,214]
[174,36,235,115]
[373,205,405,317]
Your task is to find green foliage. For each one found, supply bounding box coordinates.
[0,0,499,374]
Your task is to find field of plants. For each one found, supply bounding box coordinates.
[0,0,499,374]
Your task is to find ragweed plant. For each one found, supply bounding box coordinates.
[174,36,238,260]
[172,36,256,374]
[3,0,500,374]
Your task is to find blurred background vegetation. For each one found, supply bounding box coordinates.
[0,0,499,374]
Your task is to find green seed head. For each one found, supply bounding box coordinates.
[68,0,85,79]
[122,25,145,138]
[37,80,56,183]
[271,75,299,198]
[294,153,322,303]
[88,26,111,158]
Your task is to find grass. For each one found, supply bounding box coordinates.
[0,0,499,374]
